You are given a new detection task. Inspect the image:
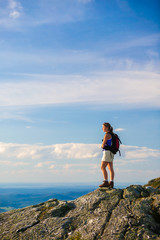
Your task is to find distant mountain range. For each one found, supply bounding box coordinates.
[0,185,97,213]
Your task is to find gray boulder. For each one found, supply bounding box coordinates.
[0,180,160,240]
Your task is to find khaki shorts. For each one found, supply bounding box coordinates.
[102,150,114,162]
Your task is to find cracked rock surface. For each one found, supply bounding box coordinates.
[0,179,160,240]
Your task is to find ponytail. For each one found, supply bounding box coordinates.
[110,126,113,133]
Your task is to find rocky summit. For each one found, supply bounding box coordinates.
[0,178,160,240]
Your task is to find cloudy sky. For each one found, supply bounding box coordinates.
[0,0,160,185]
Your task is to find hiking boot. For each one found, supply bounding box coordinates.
[109,181,114,188]
[99,181,109,188]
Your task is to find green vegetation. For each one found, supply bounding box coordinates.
[38,206,54,220]
[69,232,88,240]
[0,207,14,212]
[145,177,160,189]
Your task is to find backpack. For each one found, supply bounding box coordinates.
[103,132,122,155]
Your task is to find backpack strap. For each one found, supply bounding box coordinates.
[117,136,122,144]
[118,149,121,156]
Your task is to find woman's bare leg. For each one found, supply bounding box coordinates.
[107,162,114,181]
[101,161,108,180]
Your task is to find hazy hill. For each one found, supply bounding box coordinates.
[0,178,160,240]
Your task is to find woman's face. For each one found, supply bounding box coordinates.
[102,124,108,132]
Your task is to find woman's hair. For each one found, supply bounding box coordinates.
[103,122,113,133]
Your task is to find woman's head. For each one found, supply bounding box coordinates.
[102,122,113,133]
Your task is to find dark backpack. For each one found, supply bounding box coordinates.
[103,132,122,155]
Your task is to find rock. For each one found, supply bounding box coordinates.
[123,185,150,199]
[0,179,160,240]
[144,177,160,190]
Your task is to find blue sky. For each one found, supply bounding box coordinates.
[0,0,160,184]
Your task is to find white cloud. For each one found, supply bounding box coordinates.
[0,142,101,161]
[63,164,72,169]
[35,162,43,168]
[0,141,159,183]
[114,167,160,182]
[0,0,23,29]
[0,71,159,108]
[8,0,18,9]
[62,163,97,170]
[9,10,20,19]
[0,0,91,30]
[34,161,55,169]
[0,142,160,166]
[54,143,100,159]
[0,110,33,122]
[49,164,55,169]
[123,145,160,159]
[0,160,29,166]
[115,128,125,132]
[115,159,147,167]
[8,0,22,18]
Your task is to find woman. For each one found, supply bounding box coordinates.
[99,122,115,188]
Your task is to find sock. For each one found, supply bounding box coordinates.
[104,179,108,182]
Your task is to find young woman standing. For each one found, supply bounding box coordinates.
[99,122,115,188]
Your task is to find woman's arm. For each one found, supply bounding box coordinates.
[101,133,111,148]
